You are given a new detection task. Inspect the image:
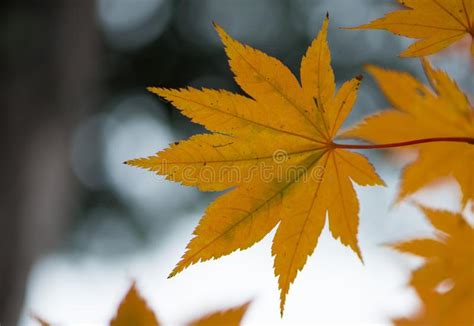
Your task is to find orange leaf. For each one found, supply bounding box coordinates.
[32,282,251,326]
[342,59,474,207]
[392,206,474,325]
[348,0,474,57]
[30,314,51,326]
[128,16,385,314]
[110,282,160,326]
[188,301,251,326]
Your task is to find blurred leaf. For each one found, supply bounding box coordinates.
[110,282,160,326]
[343,58,474,207]
[31,314,51,326]
[188,301,251,326]
[110,282,250,326]
[392,205,474,325]
[349,0,474,57]
[31,282,250,326]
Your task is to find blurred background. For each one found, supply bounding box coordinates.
[2,0,473,325]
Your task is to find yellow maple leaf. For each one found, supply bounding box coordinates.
[392,206,474,325]
[110,282,250,326]
[188,301,251,326]
[128,16,385,314]
[350,0,474,57]
[110,282,160,326]
[30,314,51,326]
[342,59,474,207]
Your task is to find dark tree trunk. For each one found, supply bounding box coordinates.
[0,1,100,323]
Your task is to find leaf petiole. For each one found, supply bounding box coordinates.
[331,137,474,150]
